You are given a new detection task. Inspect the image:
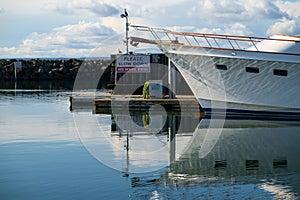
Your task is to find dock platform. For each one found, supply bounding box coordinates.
[69,94,204,116]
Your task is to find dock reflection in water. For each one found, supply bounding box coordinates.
[90,108,202,174]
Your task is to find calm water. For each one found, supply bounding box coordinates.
[1,88,300,199]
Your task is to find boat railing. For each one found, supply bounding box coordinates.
[130,25,300,54]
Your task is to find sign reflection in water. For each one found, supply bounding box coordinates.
[107,107,201,174]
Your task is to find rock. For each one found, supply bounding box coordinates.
[0,58,112,82]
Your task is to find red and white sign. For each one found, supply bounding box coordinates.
[116,55,150,73]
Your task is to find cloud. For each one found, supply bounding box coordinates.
[2,0,299,58]
[266,1,300,36]
[243,0,285,19]
[46,0,119,17]
[275,0,300,18]
[167,23,252,36]
[0,8,5,14]
[266,17,300,35]
[0,21,119,58]
[224,23,253,36]
[189,0,287,22]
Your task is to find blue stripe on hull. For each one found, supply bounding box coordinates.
[203,108,300,121]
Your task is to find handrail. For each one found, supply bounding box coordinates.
[130,24,300,55]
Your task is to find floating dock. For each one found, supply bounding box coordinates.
[69,94,205,117]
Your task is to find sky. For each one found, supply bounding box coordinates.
[0,0,299,58]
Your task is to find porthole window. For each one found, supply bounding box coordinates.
[214,160,227,169]
[273,158,287,169]
[274,69,288,76]
[246,160,259,170]
[216,64,228,70]
[245,67,259,73]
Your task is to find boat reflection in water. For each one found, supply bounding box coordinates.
[89,101,300,198]
[119,111,300,198]
[171,118,300,177]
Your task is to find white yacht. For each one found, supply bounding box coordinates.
[131,25,300,118]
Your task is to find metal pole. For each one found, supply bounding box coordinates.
[168,58,172,99]
[172,62,176,98]
[168,114,176,164]
[14,64,17,81]
[168,58,176,99]
[126,17,129,54]
[14,62,17,96]
[120,9,129,54]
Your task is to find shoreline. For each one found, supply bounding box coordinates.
[0,58,112,81]
[0,58,113,89]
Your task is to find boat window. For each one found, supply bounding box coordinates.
[273,158,287,169]
[214,160,227,169]
[273,69,288,76]
[245,67,259,74]
[216,64,227,70]
[245,160,259,170]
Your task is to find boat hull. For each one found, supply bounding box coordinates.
[164,47,300,118]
